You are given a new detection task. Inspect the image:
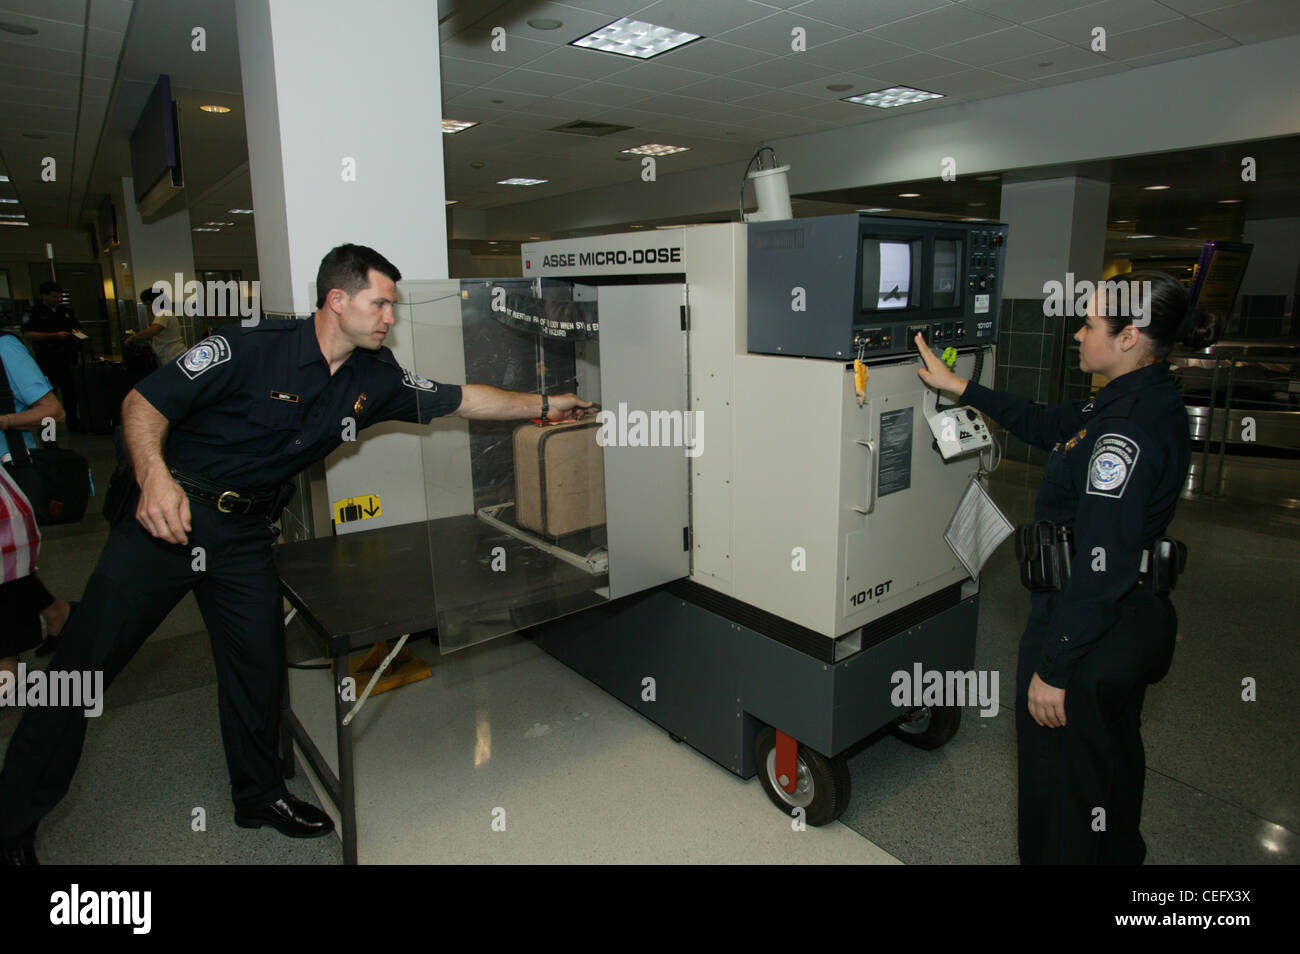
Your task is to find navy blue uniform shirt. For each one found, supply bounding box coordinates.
[963,362,1190,688]
[133,318,463,489]
[21,302,81,364]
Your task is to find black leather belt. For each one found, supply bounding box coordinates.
[169,468,280,516]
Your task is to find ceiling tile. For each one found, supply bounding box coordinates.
[85,27,125,61]
[1152,0,1248,13]
[864,52,970,83]
[789,0,949,32]
[487,0,630,41]
[600,62,714,92]
[481,68,591,96]
[925,67,1030,96]
[675,75,773,101]
[543,0,659,18]
[1029,60,1131,86]
[1194,0,1300,42]
[89,0,133,34]
[633,91,714,114]
[956,0,1092,23]
[2,0,87,23]
[0,85,79,109]
[713,11,853,55]
[0,64,80,92]
[653,38,771,73]
[868,3,1010,49]
[1024,0,1182,46]
[441,33,555,68]
[634,0,785,37]
[447,87,550,110]
[988,44,1111,79]
[82,52,117,80]
[1121,35,1237,67]
[440,56,517,87]
[726,53,840,86]
[0,39,81,75]
[564,81,656,106]
[1105,17,1225,58]
[730,88,830,112]
[521,45,641,79]
[782,71,889,97]
[931,25,1060,66]
[798,33,913,70]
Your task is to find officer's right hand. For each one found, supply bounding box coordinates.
[137,470,192,545]
[914,333,968,398]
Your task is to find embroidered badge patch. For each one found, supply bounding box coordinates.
[401,369,437,391]
[177,336,231,380]
[1086,433,1140,498]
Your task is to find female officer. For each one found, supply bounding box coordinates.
[915,271,1218,864]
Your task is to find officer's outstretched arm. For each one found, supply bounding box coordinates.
[454,384,592,422]
[122,389,192,545]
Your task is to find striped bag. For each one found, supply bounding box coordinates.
[0,461,41,583]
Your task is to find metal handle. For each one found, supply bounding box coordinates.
[853,438,878,514]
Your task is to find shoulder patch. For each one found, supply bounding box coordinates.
[177,336,232,380]
[401,368,438,392]
[1086,433,1140,498]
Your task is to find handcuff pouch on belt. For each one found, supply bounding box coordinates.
[1142,537,1188,595]
[1014,520,1074,592]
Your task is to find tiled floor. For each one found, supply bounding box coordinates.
[3,432,1295,863]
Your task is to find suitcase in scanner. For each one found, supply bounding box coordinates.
[513,419,606,538]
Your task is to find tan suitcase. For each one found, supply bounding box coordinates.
[513,419,606,537]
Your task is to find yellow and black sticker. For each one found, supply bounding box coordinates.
[333,494,382,524]
[270,390,300,403]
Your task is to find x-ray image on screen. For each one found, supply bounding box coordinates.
[861,239,915,311]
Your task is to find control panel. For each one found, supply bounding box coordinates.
[927,406,993,460]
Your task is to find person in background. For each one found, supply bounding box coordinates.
[0,332,75,684]
[20,282,82,432]
[128,288,187,365]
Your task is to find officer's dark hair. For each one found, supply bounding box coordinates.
[140,288,163,305]
[315,244,402,309]
[38,281,61,296]
[1097,270,1221,362]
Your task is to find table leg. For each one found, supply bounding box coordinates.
[334,646,358,865]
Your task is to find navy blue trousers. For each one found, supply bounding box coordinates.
[1016,585,1177,864]
[0,501,288,846]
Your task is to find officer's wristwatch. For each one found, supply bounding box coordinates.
[540,393,549,418]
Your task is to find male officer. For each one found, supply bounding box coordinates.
[0,244,591,864]
[21,281,82,430]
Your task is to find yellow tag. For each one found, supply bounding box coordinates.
[853,358,868,406]
[333,494,382,524]
[941,347,959,368]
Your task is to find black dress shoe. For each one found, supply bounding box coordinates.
[234,796,335,838]
[36,602,78,657]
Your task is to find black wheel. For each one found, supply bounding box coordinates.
[887,705,961,750]
[754,727,850,826]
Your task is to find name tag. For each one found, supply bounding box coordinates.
[270,390,299,403]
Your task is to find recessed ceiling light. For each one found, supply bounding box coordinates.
[199,104,231,113]
[1218,198,1241,204]
[967,201,986,207]
[192,227,220,232]
[0,175,9,183]
[0,198,18,204]
[1184,226,1199,230]
[228,208,254,214]
[497,177,548,186]
[203,220,234,226]
[1143,184,1170,191]
[445,199,458,206]
[527,18,563,30]
[1037,60,1054,68]
[0,22,38,35]
[490,98,505,105]
[858,207,890,213]
[1126,234,1155,239]
[898,192,921,198]
[571,17,701,59]
[843,86,943,108]
[0,212,26,218]
[976,175,999,182]
[1113,218,1131,223]
[965,217,986,222]
[442,119,479,134]
[0,220,30,226]
[528,235,541,240]
[826,83,853,92]
[620,143,691,156]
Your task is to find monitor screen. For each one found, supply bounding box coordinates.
[932,238,962,309]
[861,238,920,311]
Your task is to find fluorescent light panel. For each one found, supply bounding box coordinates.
[620,143,690,156]
[572,17,700,59]
[442,119,478,134]
[497,177,548,186]
[843,86,943,108]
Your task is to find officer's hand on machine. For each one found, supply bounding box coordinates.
[136,469,193,545]
[913,333,968,399]
[1028,673,1067,728]
[544,393,596,422]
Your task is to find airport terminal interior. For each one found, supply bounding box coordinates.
[0,0,1297,864]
